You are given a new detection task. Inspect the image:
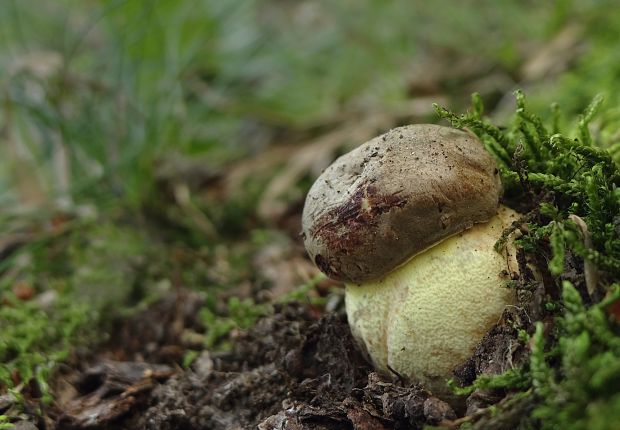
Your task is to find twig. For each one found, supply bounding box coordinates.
[568,214,599,298]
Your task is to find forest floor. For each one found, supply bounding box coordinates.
[2,2,620,430]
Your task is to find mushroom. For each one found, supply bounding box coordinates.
[301,124,519,397]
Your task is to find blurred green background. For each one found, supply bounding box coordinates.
[1,0,620,403]
[1,0,618,212]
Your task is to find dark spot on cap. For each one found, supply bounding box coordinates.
[315,254,335,277]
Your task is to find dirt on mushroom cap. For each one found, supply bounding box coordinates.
[302,124,502,283]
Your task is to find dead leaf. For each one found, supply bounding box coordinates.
[57,360,174,428]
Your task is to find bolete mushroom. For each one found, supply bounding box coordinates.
[301,124,519,396]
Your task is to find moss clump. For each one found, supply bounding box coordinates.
[529,281,620,430]
[0,415,14,429]
[436,92,620,278]
[0,296,93,402]
[199,296,267,350]
[435,92,620,429]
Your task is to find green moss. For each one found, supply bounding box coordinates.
[529,282,620,430]
[449,369,530,397]
[193,274,328,353]
[198,296,267,350]
[0,415,13,430]
[0,295,93,400]
[436,91,620,278]
[0,216,174,401]
[437,93,620,429]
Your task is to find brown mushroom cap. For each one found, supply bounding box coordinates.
[302,124,502,283]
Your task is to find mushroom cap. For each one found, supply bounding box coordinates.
[302,124,502,283]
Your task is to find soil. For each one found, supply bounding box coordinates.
[24,278,543,430]
[3,203,565,430]
[8,203,560,430]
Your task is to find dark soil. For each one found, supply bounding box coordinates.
[45,295,469,430]
[9,226,557,430]
[24,235,555,430]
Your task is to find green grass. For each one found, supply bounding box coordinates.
[0,0,566,209]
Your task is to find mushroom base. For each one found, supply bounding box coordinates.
[345,206,519,398]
